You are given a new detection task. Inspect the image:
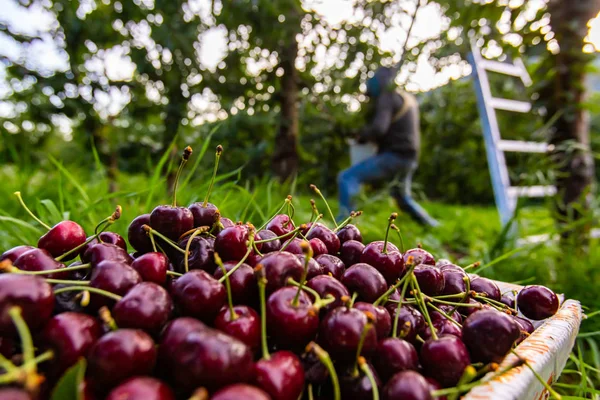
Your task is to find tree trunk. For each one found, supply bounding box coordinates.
[546,0,599,242]
[272,38,300,181]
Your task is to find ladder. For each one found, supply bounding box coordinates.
[467,42,556,228]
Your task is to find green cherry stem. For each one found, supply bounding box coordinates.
[390,223,405,253]
[287,278,322,302]
[428,303,462,328]
[257,196,291,232]
[392,268,412,338]
[382,213,398,254]
[348,292,358,308]
[173,146,193,207]
[217,228,255,283]
[334,211,362,232]
[143,225,187,255]
[99,306,118,331]
[254,226,303,243]
[307,342,341,400]
[358,358,380,400]
[215,252,238,320]
[8,306,45,392]
[410,275,437,340]
[203,145,222,207]
[303,214,323,239]
[53,286,123,302]
[184,228,207,273]
[448,366,478,400]
[292,241,313,307]
[310,184,338,228]
[166,270,183,277]
[373,265,415,306]
[45,279,90,285]
[256,266,270,360]
[2,263,91,275]
[463,261,481,271]
[0,350,54,386]
[93,205,122,236]
[13,191,51,231]
[353,318,374,376]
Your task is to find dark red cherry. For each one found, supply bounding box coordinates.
[220,217,235,229]
[255,350,305,400]
[426,378,446,400]
[413,264,445,296]
[38,220,86,260]
[281,237,303,254]
[462,309,520,363]
[215,225,254,261]
[257,230,281,253]
[212,384,271,400]
[159,318,253,392]
[306,223,340,255]
[309,238,328,257]
[131,252,168,285]
[500,293,515,309]
[319,306,377,362]
[315,254,345,280]
[214,305,260,351]
[429,305,462,325]
[421,335,470,387]
[373,338,419,382]
[517,285,559,320]
[421,319,462,341]
[0,274,54,336]
[213,262,257,305]
[258,251,304,294]
[440,267,467,295]
[297,254,323,279]
[403,248,435,266]
[87,329,157,390]
[149,205,194,242]
[383,370,433,400]
[470,277,501,301]
[106,376,175,400]
[81,232,127,263]
[87,242,132,266]
[267,287,318,349]
[341,263,387,303]
[513,315,535,344]
[89,260,141,310]
[354,302,391,339]
[13,248,67,279]
[128,214,153,253]
[458,298,488,319]
[39,312,102,379]
[337,224,363,244]
[0,388,32,400]
[189,202,219,228]
[113,282,173,336]
[170,270,226,322]
[306,275,349,314]
[339,240,365,268]
[339,362,381,400]
[177,235,215,272]
[386,305,424,344]
[265,214,295,237]
[360,241,404,285]
[0,245,34,263]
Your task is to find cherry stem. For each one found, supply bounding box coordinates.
[99,306,118,331]
[254,226,303,243]
[373,265,415,306]
[358,358,380,400]
[79,290,90,307]
[348,292,358,308]
[0,353,17,374]
[308,384,315,400]
[308,342,341,400]
[448,366,478,400]
[53,286,123,302]
[203,145,222,207]
[217,233,254,283]
[310,199,318,220]
[166,270,183,277]
[13,191,51,231]
[0,350,54,387]
[334,211,362,232]
[463,261,481,271]
[392,269,412,338]
[94,205,122,236]
[391,223,404,253]
[46,279,90,285]
[287,278,322,302]
[303,214,323,238]
[353,319,374,375]
[428,303,462,328]
[8,306,37,390]
[215,252,238,320]
[143,225,188,255]
[382,213,398,254]
[257,196,291,231]
[473,294,512,311]
[256,268,270,360]
[410,275,438,340]
[292,241,313,307]
[6,263,91,275]
[173,146,192,207]
[184,228,206,273]
[310,184,338,228]
[287,197,296,220]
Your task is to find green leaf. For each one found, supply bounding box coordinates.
[51,358,86,400]
[40,199,63,224]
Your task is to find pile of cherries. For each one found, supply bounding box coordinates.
[0,146,561,400]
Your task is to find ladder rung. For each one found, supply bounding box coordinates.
[490,98,532,113]
[498,140,550,153]
[507,186,556,198]
[480,60,523,77]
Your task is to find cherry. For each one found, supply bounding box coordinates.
[517,285,559,320]
[13,248,67,279]
[315,254,345,280]
[131,252,168,285]
[513,315,535,344]
[429,305,462,325]
[470,277,501,301]
[306,223,340,255]
[177,235,215,272]
[337,224,363,244]
[212,384,271,400]
[297,254,323,279]
[213,261,257,305]
[382,370,433,400]
[339,362,381,400]
[87,329,157,390]
[319,306,377,362]
[413,264,445,296]
[87,242,132,266]
[215,225,254,262]
[501,293,515,309]
[403,248,435,266]
[309,237,328,256]
[386,305,424,344]
[0,245,34,263]
[0,388,32,400]
[38,220,87,260]
[373,338,419,382]
[281,237,303,254]
[420,335,470,387]
[214,305,261,351]
[39,312,101,379]
[254,350,305,400]
[354,302,391,339]
[258,251,304,294]
[256,230,281,253]
[265,214,295,237]
[307,275,349,314]
[360,241,404,285]
[266,286,318,349]
[421,319,462,341]
[426,378,446,400]
[339,240,365,268]
[89,260,141,310]
[128,214,154,253]
[81,232,127,263]
[189,202,220,228]
[341,263,387,303]
[0,274,54,336]
[158,318,253,392]
[170,270,226,322]
[113,282,173,336]
[149,205,194,243]
[462,309,520,363]
[440,267,467,295]
[106,377,175,400]
[459,298,488,319]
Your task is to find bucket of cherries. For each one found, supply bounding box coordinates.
[0,146,578,400]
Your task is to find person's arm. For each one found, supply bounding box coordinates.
[357,92,396,143]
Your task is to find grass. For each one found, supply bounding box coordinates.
[0,153,599,398]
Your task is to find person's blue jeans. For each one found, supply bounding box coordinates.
[337,152,439,227]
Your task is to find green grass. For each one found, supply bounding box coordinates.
[0,157,599,398]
